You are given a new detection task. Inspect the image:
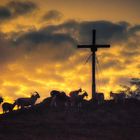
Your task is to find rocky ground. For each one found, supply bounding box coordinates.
[0,99,140,140]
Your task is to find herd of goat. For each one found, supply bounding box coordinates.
[0,88,139,114]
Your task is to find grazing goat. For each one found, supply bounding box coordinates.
[14,92,40,109]
[70,91,88,108]
[110,91,126,103]
[2,102,15,113]
[50,91,70,107]
[96,93,104,104]
[69,88,82,98]
[50,90,62,97]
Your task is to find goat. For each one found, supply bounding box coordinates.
[50,90,61,97]
[14,92,40,109]
[77,92,88,108]
[69,88,82,98]
[50,91,70,108]
[70,91,88,108]
[2,102,15,113]
[96,93,104,104]
[110,91,126,103]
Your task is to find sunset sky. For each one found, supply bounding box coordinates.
[0,0,140,105]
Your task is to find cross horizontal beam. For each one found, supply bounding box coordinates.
[77,45,92,48]
[78,44,110,52]
[77,45,110,48]
[95,45,110,48]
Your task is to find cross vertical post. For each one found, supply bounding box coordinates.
[77,29,110,101]
[92,30,97,100]
[92,51,96,100]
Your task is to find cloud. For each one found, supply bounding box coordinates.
[113,76,130,86]
[78,21,130,44]
[9,20,140,69]
[0,1,37,21]
[42,10,63,21]
[16,31,76,45]
[0,19,140,103]
[99,58,124,70]
[37,20,131,45]
[15,20,130,45]
[7,1,37,16]
[0,6,11,20]
[1,19,140,69]
[128,25,140,36]
[120,49,140,58]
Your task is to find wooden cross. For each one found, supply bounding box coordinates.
[77,30,110,100]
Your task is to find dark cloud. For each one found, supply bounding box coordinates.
[5,20,138,68]
[99,59,125,70]
[7,1,37,16]
[78,21,129,44]
[16,20,130,45]
[96,76,109,85]
[0,1,37,21]
[113,76,130,86]
[120,49,140,58]
[128,25,140,36]
[0,6,11,20]
[42,10,63,21]
[37,20,132,45]
[16,31,76,45]
[0,20,140,70]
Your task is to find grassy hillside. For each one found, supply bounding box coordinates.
[0,99,140,140]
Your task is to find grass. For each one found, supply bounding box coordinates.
[0,99,140,140]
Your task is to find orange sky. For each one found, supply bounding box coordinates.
[0,0,140,109]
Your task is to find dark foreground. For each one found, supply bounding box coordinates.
[0,99,140,140]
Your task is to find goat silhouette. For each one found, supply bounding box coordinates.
[14,92,40,109]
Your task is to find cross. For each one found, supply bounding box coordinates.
[77,30,110,100]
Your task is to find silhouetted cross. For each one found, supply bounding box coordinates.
[77,30,110,100]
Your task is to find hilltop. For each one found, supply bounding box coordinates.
[0,99,140,140]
